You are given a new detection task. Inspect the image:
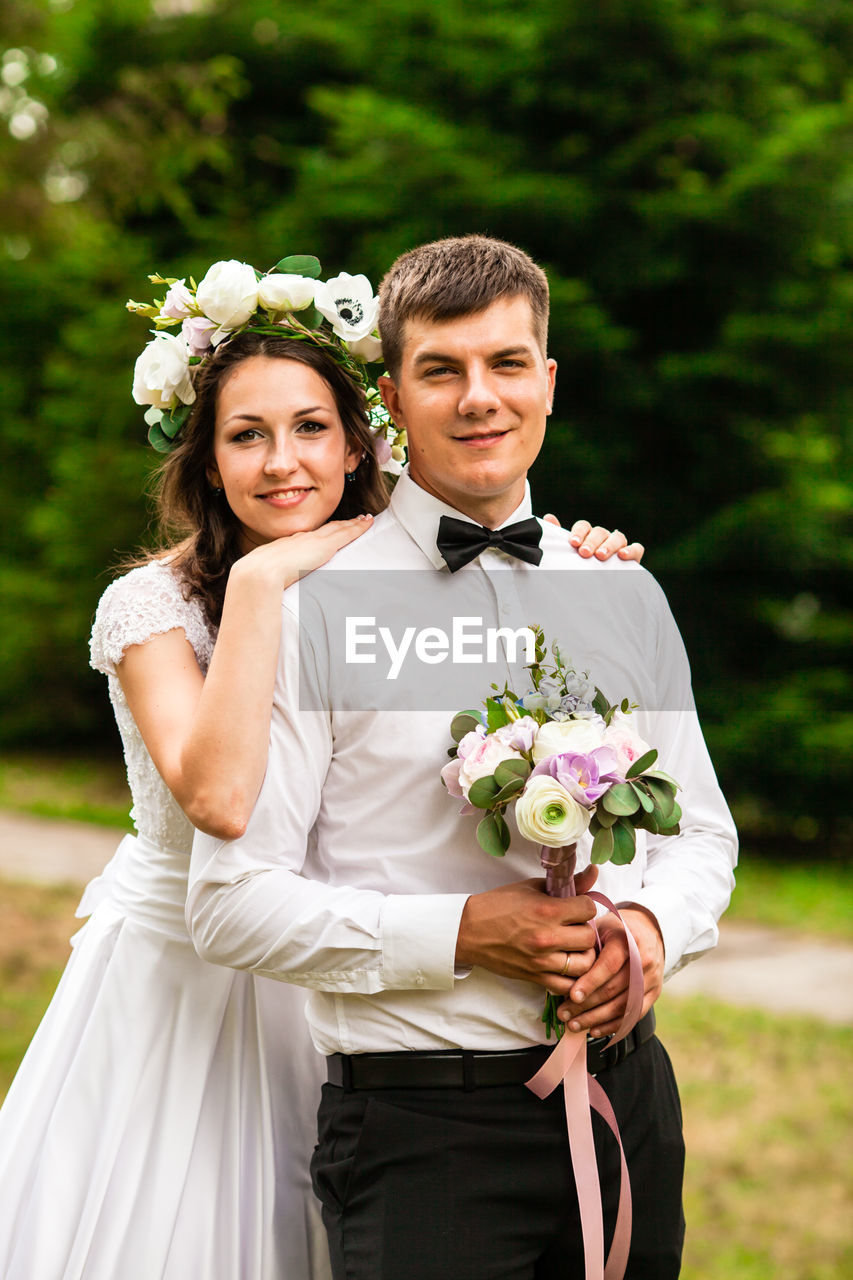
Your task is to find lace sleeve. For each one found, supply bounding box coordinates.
[89,560,216,677]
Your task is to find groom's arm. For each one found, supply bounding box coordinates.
[559,575,738,1035]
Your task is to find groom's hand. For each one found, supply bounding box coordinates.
[557,907,665,1038]
[455,869,599,994]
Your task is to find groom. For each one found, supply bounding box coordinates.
[188,235,736,1279]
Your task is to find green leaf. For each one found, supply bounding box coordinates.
[629,781,655,813]
[600,782,640,816]
[272,254,322,278]
[592,688,610,718]
[494,759,530,787]
[610,819,637,865]
[659,801,682,831]
[591,823,615,863]
[450,711,481,743]
[645,778,676,820]
[467,776,501,809]
[642,769,680,790]
[593,804,618,828]
[477,811,510,857]
[626,748,658,780]
[486,697,510,732]
[147,422,174,453]
[492,776,525,804]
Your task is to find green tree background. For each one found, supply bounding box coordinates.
[1,0,850,856]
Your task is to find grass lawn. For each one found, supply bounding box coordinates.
[0,875,850,1278]
[0,751,130,828]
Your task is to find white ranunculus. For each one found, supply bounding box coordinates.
[313,272,379,341]
[132,333,196,409]
[344,331,383,362]
[531,716,606,764]
[195,259,259,333]
[257,272,315,313]
[515,776,591,847]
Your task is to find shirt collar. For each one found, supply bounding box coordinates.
[388,468,535,570]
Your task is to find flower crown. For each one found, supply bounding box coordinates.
[127,253,406,474]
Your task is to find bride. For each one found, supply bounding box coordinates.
[0,255,642,1280]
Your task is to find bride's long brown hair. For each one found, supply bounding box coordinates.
[148,332,390,626]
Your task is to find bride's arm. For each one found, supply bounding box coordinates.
[116,517,372,840]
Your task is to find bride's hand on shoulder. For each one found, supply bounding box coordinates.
[543,515,644,563]
[235,513,374,589]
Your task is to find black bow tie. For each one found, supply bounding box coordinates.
[436,514,543,573]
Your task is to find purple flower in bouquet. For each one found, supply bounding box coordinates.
[532,746,622,806]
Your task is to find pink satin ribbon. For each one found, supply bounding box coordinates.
[526,892,644,1280]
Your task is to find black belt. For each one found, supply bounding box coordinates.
[327,1009,655,1091]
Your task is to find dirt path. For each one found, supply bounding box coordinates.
[2,811,852,1024]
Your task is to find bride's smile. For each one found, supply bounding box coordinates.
[209,355,362,550]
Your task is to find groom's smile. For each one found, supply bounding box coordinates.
[379,295,557,528]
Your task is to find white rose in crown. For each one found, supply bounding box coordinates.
[344,331,383,362]
[196,260,259,338]
[531,716,607,764]
[132,333,196,409]
[515,776,592,846]
[314,273,380,344]
[258,273,315,313]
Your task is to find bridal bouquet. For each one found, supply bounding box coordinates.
[441,625,680,1035]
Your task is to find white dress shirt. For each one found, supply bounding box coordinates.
[188,471,737,1054]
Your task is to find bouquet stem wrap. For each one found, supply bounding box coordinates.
[541,842,578,899]
[527,846,644,1280]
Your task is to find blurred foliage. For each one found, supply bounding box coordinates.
[0,0,850,851]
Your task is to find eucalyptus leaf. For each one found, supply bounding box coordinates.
[659,801,683,830]
[147,423,173,453]
[591,824,615,864]
[450,711,481,743]
[645,777,675,819]
[626,748,658,779]
[494,759,530,787]
[272,254,322,278]
[642,769,681,789]
[610,819,637,865]
[492,776,525,804]
[593,805,618,828]
[477,811,510,857]
[160,413,184,440]
[468,775,501,809]
[600,782,640,816]
[629,781,655,813]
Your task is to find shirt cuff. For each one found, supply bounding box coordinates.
[381,894,471,991]
[620,883,707,979]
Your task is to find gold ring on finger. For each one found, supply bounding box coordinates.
[560,952,572,978]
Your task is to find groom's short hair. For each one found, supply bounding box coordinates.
[378,235,550,378]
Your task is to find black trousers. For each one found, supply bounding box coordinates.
[311,1036,685,1280]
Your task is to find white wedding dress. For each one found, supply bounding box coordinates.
[0,560,331,1280]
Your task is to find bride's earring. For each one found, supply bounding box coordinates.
[345,451,366,483]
